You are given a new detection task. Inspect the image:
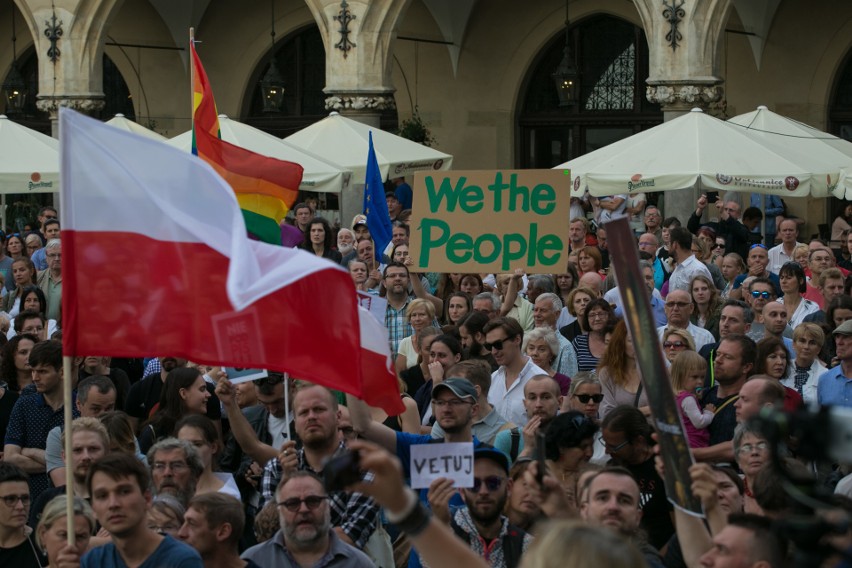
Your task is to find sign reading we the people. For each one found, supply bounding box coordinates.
[409,169,570,274]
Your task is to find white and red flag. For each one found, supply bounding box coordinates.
[60,109,402,415]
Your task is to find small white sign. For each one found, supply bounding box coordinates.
[358,291,388,325]
[410,442,474,489]
[225,367,269,385]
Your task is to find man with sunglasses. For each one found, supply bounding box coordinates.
[743,279,780,343]
[730,244,781,301]
[243,471,373,567]
[449,448,532,568]
[0,463,43,568]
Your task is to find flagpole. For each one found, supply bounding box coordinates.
[189,27,195,134]
[63,354,75,546]
[283,373,291,443]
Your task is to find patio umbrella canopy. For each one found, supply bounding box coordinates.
[728,105,852,199]
[559,108,815,198]
[283,111,453,182]
[0,114,59,193]
[105,113,167,141]
[168,115,352,193]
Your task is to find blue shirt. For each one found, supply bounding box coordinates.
[818,365,852,407]
[31,247,47,271]
[82,535,202,568]
[395,182,414,210]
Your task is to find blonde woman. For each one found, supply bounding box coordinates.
[520,520,646,568]
[394,298,437,372]
[662,327,696,366]
[37,496,96,568]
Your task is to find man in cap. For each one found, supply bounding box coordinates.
[818,319,852,407]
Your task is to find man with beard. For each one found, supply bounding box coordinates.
[260,384,379,549]
[241,471,373,567]
[82,453,202,568]
[432,361,513,445]
[178,493,262,568]
[493,375,562,462]
[30,417,108,526]
[698,300,753,387]
[450,448,533,568]
[148,438,204,507]
[580,467,664,568]
[695,334,756,463]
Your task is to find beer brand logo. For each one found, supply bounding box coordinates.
[784,176,800,191]
[627,176,655,190]
[31,172,41,182]
[28,172,52,190]
[573,176,581,191]
[631,173,643,183]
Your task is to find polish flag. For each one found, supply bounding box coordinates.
[60,109,403,415]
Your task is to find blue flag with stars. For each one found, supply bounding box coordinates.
[363,132,392,262]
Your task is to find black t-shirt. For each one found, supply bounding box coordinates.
[0,534,46,568]
[125,373,222,423]
[625,457,674,551]
[0,387,19,446]
[701,386,738,446]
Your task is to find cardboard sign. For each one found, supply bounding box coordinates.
[357,291,388,325]
[409,169,570,274]
[410,442,474,489]
[225,367,269,385]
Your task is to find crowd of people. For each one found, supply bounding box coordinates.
[3,192,852,568]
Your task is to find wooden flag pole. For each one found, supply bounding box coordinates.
[63,354,75,546]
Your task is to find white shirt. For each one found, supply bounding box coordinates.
[657,323,715,351]
[768,242,803,274]
[668,254,712,294]
[778,297,820,328]
[781,358,826,406]
[488,357,546,427]
[599,194,628,223]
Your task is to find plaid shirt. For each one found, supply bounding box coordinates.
[260,441,379,549]
[385,299,413,356]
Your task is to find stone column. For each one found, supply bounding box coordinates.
[304,0,412,128]
[15,0,125,136]
[632,0,732,222]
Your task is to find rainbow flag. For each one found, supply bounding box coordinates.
[191,40,302,245]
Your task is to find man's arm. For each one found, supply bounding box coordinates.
[691,441,734,463]
[337,491,381,549]
[346,394,398,453]
[4,444,46,473]
[215,377,278,465]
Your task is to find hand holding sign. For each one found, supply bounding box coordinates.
[410,443,474,489]
[427,478,456,524]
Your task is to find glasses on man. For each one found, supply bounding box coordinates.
[663,341,687,349]
[750,290,772,300]
[665,301,691,308]
[277,495,328,512]
[469,476,505,493]
[573,393,604,404]
[600,438,630,453]
[483,336,514,351]
[432,398,472,408]
[0,493,30,507]
[152,461,188,473]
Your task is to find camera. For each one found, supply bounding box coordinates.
[323,450,363,492]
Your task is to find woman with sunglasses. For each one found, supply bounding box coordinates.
[543,411,598,511]
[777,262,819,328]
[598,320,648,421]
[561,373,608,465]
[661,328,696,366]
[690,274,722,340]
[571,298,613,372]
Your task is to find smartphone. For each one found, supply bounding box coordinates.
[535,431,547,486]
[707,191,719,204]
[322,450,363,492]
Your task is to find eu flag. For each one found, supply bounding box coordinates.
[363,132,392,262]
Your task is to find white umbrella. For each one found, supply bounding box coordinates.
[105,113,167,141]
[728,105,852,199]
[168,115,352,193]
[283,111,453,182]
[0,115,59,228]
[558,108,815,198]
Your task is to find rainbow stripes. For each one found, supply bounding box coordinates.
[191,41,301,244]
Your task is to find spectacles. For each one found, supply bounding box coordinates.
[470,476,505,493]
[665,302,691,308]
[152,461,188,472]
[751,291,772,299]
[0,494,30,507]
[277,495,328,512]
[587,312,608,320]
[484,336,514,351]
[432,398,472,408]
[46,253,61,259]
[22,326,44,334]
[736,441,769,455]
[663,341,687,349]
[600,438,630,453]
[574,393,604,404]
[750,244,768,250]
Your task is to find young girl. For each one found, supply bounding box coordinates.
[670,351,715,448]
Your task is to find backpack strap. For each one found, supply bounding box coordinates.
[501,526,526,568]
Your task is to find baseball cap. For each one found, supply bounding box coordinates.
[834,320,852,336]
[473,447,510,474]
[432,377,477,401]
[351,214,368,229]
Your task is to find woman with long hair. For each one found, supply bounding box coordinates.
[555,263,580,328]
[395,298,437,373]
[561,286,596,342]
[576,246,603,278]
[5,234,24,261]
[302,217,342,263]
[720,253,746,299]
[597,320,648,420]
[413,334,463,424]
[444,291,472,326]
[570,298,613,372]
[138,367,212,454]
[458,274,484,297]
[7,286,57,339]
[176,414,240,498]
[2,257,37,316]
[36,496,95,568]
[99,410,142,458]
[754,336,803,412]
[778,262,819,328]
[436,273,462,302]
[457,311,496,371]
[523,327,571,395]
[0,333,37,391]
[543,411,598,508]
[691,233,726,290]
[690,274,722,340]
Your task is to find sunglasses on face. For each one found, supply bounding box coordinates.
[751,291,772,299]
[663,341,686,349]
[277,496,328,512]
[470,476,505,492]
[573,393,603,404]
[484,336,514,351]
